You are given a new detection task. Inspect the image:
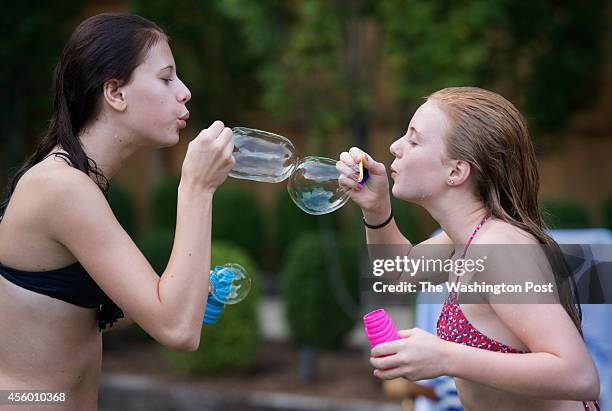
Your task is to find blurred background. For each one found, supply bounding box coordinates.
[1,0,611,410]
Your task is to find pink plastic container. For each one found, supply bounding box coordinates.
[363,309,400,348]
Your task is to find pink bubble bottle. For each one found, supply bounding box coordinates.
[363,309,400,348]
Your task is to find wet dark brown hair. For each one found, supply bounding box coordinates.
[1,13,167,219]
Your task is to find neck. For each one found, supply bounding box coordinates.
[72,119,141,181]
[425,196,489,245]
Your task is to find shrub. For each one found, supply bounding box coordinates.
[151,174,180,230]
[151,176,265,261]
[541,198,590,229]
[163,242,261,374]
[274,192,319,258]
[136,227,174,275]
[280,232,359,350]
[392,198,422,241]
[273,191,344,263]
[212,184,264,260]
[106,182,136,238]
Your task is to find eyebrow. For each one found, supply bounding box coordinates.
[158,65,174,72]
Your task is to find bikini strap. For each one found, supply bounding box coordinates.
[43,152,72,165]
[460,214,489,259]
[452,214,489,286]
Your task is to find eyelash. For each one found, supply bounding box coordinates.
[162,78,174,84]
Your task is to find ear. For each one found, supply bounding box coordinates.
[447,160,471,186]
[103,79,127,112]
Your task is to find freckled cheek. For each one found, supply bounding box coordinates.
[134,94,171,127]
[402,152,445,183]
[402,151,430,172]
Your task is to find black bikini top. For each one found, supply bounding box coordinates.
[0,151,123,331]
[0,261,124,331]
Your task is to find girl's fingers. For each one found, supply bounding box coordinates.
[200,120,225,141]
[370,354,398,370]
[348,147,364,164]
[339,175,361,191]
[336,161,358,179]
[339,151,358,170]
[373,366,406,380]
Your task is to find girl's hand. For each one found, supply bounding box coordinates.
[336,147,391,216]
[181,120,235,193]
[370,328,452,381]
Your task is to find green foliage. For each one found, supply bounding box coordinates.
[273,190,348,264]
[136,227,174,275]
[380,0,609,134]
[541,198,591,229]
[603,195,612,231]
[280,232,359,350]
[1,2,84,187]
[505,1,608,132]
[391,198,422,242]
[106,182,136,238]
[151,174,180,230]
[150,177,265,262]
[380,0,499,103]
[129,0,259,124]
[164,242,261,374]
[219,0,373,152]
[274,191,322,260]
[212,184,265,260]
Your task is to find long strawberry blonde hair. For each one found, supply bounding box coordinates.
[428,86,582,334]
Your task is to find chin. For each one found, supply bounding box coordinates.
[391,183,407,200]
[165,133,181,147]
[392,184,420,203]
[153,132,180,148]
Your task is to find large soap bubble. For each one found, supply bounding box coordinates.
[230,127,298,183]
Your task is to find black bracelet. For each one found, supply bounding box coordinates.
[363,209,393,229]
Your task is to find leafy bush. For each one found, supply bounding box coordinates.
[541,198,591,229]
[163,242,261,374]
[212,184,264,260]
[136,227,174,275]
[274,192,319,259]
[150,176,265,261]
[391,198,422,242]
[280,232,359,350]
[151,174,180,230]
[106,182,137,238]
[273,191,345,263]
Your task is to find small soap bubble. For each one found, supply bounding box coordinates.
[210,263,252,305]
[286,156,350,215]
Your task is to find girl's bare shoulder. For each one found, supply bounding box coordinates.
[9,157,106,228]
[22,156,101,197]
[476,218,540,245]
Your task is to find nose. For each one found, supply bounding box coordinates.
[177,78,191,104]
[390,139,400,157]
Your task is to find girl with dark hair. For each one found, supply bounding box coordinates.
[337,87,601,410]
[0,13,234,409]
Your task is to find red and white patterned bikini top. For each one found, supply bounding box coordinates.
[436,215,524,353]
